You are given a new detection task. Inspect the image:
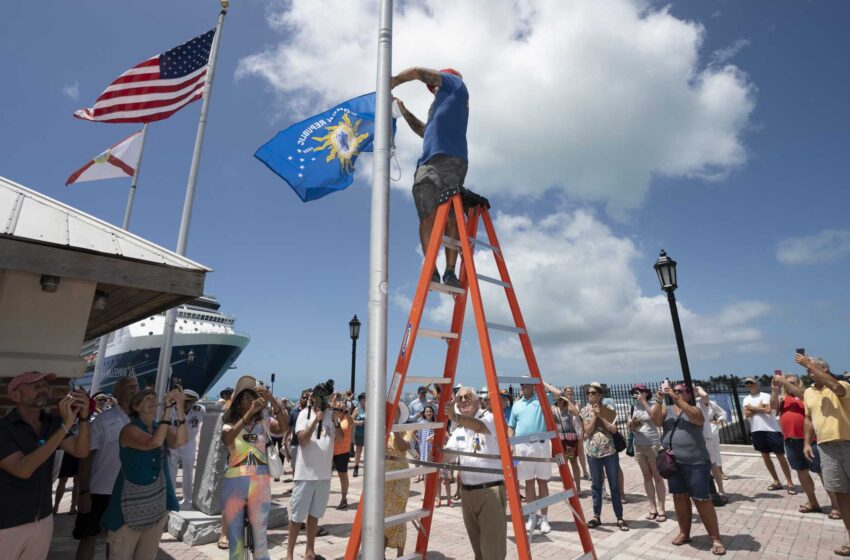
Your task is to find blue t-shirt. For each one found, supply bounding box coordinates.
[508,395,547,437]
[419,72,469,166]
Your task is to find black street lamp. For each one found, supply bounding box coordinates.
[654,250,694,395]
[349,315,361,392]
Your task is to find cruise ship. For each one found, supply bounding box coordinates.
[79,296,250,397]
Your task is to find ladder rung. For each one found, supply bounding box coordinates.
[419,328,459,340]
[509,431,557,445]
[392,422,444,432]
[476,273,511,288]
[429,281,465,295]
[385,508,431,528]
[522,489,575,517]
[441,235,501,254]
[406,376,451,385]
[496,376,540,385]
[396,554,423,560]
[486,322,526,334]
[386,466,437,481]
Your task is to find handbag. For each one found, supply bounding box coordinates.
[262,422,284,478]
[656,412,683,479]
[625,432,635,457]
[612,431,627,453]
[120,449,167,531]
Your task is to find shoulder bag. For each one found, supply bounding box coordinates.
[120,448,167,530]
[262,422,284,478]
[656,411,683,479]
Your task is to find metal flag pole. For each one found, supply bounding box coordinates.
[90,123,150,393]
[154,3,228,405]
[362,0,393,556]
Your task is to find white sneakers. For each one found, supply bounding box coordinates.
[526,515,552,534]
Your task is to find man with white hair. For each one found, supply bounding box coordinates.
[168,388,205,509]
[445,387,506,560]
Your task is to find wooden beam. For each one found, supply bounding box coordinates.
[0,237,206,297]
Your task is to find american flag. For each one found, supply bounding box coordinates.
[75,29,215,124]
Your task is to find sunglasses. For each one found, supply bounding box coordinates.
[242,433,259,442]
[674,390,684,394]
[586,391,599,395]
[457,394,475,402]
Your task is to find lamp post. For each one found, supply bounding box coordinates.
[654,250,694,395]
[349,315,361,392]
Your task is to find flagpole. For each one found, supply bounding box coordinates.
[154,3,228,405]
[90,123,150,394]
[123,123,149,230]
[363,0,393,556]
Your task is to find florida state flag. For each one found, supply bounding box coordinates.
[66,130,144,185]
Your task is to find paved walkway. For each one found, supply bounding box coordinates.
[49,448,848,559]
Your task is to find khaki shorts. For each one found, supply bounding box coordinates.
[634,443,660,466]
[412,155,468,220]
[819,440,850,493]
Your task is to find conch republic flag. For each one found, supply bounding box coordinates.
[66,130,144,185]
[255,92,395,202]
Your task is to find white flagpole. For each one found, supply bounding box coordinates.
[363,0,393,556]
[154,3,228,405]
[90,123,150,394]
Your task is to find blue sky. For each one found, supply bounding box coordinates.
[2,0,849,398]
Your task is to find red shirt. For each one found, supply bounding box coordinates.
[779,396,809,440]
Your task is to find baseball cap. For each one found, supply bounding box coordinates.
[8,371,56,395]
[588,381,604,392]
[184,389,200,400]
[743,377,757,385]
[630,383,649,394]
[417,386,428,393]
[219,387,234,398]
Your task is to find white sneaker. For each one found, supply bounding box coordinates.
[525,516,536,533]
[539,517,552,534]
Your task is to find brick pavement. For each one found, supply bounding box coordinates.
[48,448,849,559]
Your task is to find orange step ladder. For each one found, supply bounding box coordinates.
[345,187,596,560]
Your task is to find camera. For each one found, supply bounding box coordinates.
[310,379,335,411]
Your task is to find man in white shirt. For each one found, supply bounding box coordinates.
[743,377,795,492]
[445,387,506,560]
[286,393,342,560]
[168,389,205,509]
[697,386,728,502]
[73,375,139,560]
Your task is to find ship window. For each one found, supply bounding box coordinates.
[149,331,153,336]
[140,323,145,327]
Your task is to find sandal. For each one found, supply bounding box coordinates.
[587,517,601,529]
[217,535,229,550]
[646,512,658,520]
[835,545,850,557]
[617,519,629,532]
[316,526,330,537]
[672,534,692,546]
[830,510,843,520]
[786,486,798,495]
[799,503,820,514]
[657,513,667,522]
[336,499,348,510]
[711,540,726,556]
[766,483,783,491]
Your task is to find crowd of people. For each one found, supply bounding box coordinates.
[3,350,850,559]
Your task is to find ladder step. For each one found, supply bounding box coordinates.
[571,553,594,560]
[385,508,431,528]
[509,431,557,445]
[429,281,465,295]
[419,328,459,340]
[522,489,575,517]
[496,376,540,385]
[441,235,501,254]
[396,554,423,560]
[386,466,437,481]
[486,322,526,334]
[476,273,511,288]
[406,376,451,385]
[392,422,444,432]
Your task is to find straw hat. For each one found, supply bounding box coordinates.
[232,375,259,405]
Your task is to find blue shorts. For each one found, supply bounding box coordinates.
[751,431,785,455]
[784,438,822,473]
[667,462,712,500]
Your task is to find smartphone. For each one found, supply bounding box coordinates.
[256,379,265,388]
[171,377,182,390]
[68,379,77,393]
[660,379,670,392]
[796,348,806,356]
[774,369,783,376]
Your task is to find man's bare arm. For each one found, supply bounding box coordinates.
[391,67,442,90]
[395,99,426,138]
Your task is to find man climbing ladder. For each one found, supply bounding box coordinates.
[345,188,597,560]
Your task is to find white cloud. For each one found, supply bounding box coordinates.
[710,39,751,66]
[238,0,756,216]
[404,209,770,381]
[776,229,850,265]
[62,82,79,101]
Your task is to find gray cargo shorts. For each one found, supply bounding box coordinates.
[818,440,850,493]
[412,154,468,221]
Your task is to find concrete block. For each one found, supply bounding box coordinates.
[168,504,288,546]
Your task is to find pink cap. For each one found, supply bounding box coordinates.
[8,371,57,394]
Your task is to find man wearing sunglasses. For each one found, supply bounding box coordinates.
[508,383,553,534]
[444,388,506,560]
